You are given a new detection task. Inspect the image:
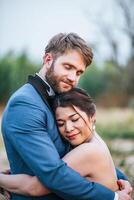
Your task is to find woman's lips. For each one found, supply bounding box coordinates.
[67,133,80,140]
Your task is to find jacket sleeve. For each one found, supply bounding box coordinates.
[7,97,115,200]
[116,168,128,180]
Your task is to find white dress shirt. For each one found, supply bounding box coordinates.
[114,192,118,200]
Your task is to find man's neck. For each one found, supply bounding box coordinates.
[38,69,46,81]
[36,72,55,96]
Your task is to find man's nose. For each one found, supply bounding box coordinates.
[67,71,76,82]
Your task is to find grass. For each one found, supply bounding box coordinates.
[96,108,134,139]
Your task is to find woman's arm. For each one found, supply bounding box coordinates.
[0,173,50,196]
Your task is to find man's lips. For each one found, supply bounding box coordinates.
[62,81,73,88]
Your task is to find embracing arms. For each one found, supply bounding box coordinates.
[0,144,132,198]
[0,144,95,196]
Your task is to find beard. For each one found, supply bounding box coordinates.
[45,61,62,93]
[45,61,73,94]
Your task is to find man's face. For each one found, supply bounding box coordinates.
[45,50,86,93]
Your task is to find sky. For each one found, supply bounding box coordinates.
[0,0,130,63]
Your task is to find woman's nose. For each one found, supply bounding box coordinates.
[65,121,74,133]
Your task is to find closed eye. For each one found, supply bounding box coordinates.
[57,121,64,127]
[76,70,83,76]
[72,117,80,122]
[64,64,72,70]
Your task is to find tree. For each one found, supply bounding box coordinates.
[0,52,38,103]
[85,0,134,97]
[116,0,134,94]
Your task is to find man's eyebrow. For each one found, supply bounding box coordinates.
[63,62,76,68]
[63,62,84,72]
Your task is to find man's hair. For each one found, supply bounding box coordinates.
[52,88,96,117]
[45,33,93,67]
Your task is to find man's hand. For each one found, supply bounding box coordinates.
[2,169,11,175]
[117,179,133,194]
[117,189,132,200]
[117,179,133,200]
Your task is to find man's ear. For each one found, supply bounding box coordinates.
[43,53,53,68]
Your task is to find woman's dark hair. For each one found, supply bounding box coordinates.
[52,88,96,117]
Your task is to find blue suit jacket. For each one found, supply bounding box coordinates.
[1,81,126,200]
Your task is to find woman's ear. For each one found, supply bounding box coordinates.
[89,114,96,132]
[90,113,96,124]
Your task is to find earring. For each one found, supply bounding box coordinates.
[92,124,96,131]
[92,120,96,132]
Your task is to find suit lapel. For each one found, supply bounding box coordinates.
[28,74,53,111]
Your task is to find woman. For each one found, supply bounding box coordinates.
[0,88,119,196]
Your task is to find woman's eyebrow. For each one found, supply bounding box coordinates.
[57,113,79,121]
[70,113,79,118]
[57,119,64,122]
[72,106,88,125]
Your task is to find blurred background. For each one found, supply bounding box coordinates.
[0,0,134,198]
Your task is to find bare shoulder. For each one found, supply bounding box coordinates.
[75,142,102,153]
[63,142,105,176]
[75,142,110,170]
[65,142,102,160]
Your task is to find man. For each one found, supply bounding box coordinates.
[1,33,132,200]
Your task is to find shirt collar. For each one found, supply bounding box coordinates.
[36,73,55,96]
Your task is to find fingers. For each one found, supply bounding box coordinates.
[117,190,132,200]
[2,169,11,175]
[117,180,124,190]
[117,179,133,194]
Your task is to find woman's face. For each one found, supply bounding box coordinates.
[55,106,95,146]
